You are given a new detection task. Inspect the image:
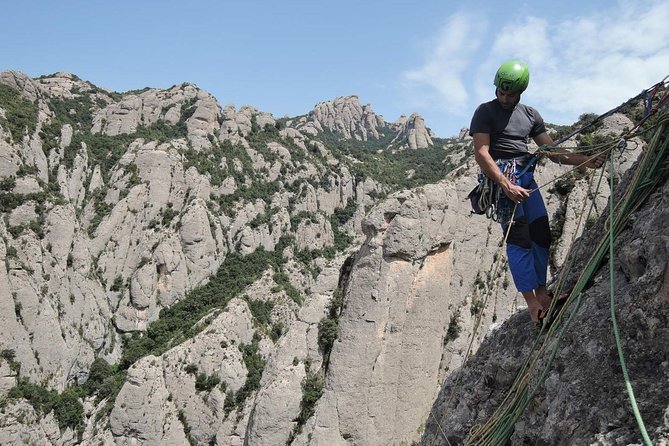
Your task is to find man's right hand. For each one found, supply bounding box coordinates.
[502,181,531,204]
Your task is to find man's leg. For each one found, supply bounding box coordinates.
[504,213,545,322]
[505,173,553,321]
[525,180,552,310]
[521,290,544,322]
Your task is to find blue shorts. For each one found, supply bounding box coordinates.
[499,167,551,293]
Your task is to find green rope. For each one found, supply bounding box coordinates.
[608,149,653,446]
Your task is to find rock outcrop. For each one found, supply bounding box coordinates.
[0,70,390,444]
[391,113,434,149]
[291,181,518,446]
[295,95,437,150]
[301,95,386,141]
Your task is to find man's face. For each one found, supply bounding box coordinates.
[496,88,521,110]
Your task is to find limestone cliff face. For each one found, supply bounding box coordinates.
[0,70,390,444]
[289,112,654,446]
[291,182,518,446]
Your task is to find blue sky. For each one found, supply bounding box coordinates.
[2,0,668,137]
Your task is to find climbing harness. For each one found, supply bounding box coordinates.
[467,155,539,225]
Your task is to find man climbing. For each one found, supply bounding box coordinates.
[469,60,604,325]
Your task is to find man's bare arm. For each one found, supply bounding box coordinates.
[534,132,604,168]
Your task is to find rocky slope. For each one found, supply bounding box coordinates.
[0,69,661,446]
[421,117,669,444]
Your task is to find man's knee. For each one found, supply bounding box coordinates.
[507,217,532,249]
[529,215,551,249]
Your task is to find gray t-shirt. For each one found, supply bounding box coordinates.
[469,99,546,160]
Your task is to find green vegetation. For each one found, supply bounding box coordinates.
[247,117,306,163]
[246,298,275,326]
[316,129,467,191]
[8,380,84,433]
[39,92,106,174]
[290,211,317,229]
[246,296,286,343]
[48,94,95,128]
[330,213,354,254]
[288,361,324,443]
[235,333,265,408]
[444,308,461,345]
[37,94,195,185]
[549,202,568,262]
[0,191,27,214]
[4,358,125,435]
[86,187,111,236]
[0,185,54,216]
[470,297,484,316]
[269,322,284,343]
[273,269,303,304]
[331,197,356,227]
[118,241,293,370]
[218,181,281,215]
[317,318,338,353]
[177,409,196,446]
[195,372,221,392]
[551,112,603,141]
[1,349,20,372]
[5,245,18,258]
[317,287,345,366]
[160,202,179,226]
[0,176,16,191]
[110,275,124,292]
[83,358,126,415]
[551,173,578,196]
[248,206,280,229]
[289,204,354,270]
[184,139,247,187]
[0,84,38,142]
[0,81,478,437]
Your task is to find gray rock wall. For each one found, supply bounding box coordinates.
[293,180,519,446]
[421,167,669,446]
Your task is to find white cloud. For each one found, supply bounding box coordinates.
[471,16,554,103]
[489,16,552,67]
[401,11,485,115]
[406,0,669,132]
[486,0,669,125]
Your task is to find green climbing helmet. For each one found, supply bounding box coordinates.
[493,60,530,93]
